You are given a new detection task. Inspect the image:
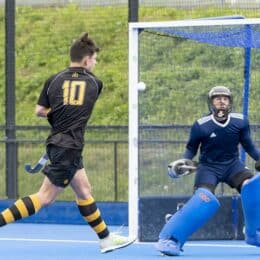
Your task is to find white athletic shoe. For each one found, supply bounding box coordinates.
[100,233,136,253]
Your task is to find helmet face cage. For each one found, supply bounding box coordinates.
[208,86,233,120]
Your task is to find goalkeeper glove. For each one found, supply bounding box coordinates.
[168,159,198,179]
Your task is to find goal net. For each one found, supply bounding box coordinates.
[128,18,260,240]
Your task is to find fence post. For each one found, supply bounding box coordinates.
[5,0,18,199]
[128,0,138,22]
[114,142,118,201]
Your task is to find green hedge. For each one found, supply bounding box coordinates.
[1,5,260,126]
[1,5,260,200]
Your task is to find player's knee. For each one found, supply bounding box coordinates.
[36,192,56,206]
[39,197,55,207]
[194,183,216,194]
[230,170,253,193]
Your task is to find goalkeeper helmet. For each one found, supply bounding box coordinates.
[208,86,232,122]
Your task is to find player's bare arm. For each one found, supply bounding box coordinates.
[35,104,50,117]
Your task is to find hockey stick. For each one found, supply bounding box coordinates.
[24,153,49,174]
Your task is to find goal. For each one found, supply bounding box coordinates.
[128,18,260,240]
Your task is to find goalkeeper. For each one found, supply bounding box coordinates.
[156,86,260,256]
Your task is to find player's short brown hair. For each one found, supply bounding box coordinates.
[70,32,100,62]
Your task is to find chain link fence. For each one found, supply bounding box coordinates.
[1,0,260,200]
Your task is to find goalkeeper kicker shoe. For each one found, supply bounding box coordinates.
[165,214,172,223]
[100,233,136,253]
[245,229,260,247]
[155,238,181,256]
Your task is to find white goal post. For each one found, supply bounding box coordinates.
[128,18,260,240]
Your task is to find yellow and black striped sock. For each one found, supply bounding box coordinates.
[0,194,41,226]
[77,196,109,239]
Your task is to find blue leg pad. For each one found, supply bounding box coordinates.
[241,174,260,246]
[159,188,220,246]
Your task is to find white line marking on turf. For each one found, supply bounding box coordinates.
[185,243,254,248]
[0,237,254,248]
[0,238,97,243]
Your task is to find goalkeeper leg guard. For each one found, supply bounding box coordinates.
[157,188,220,251]
[0,194,41,226]
[241,174,260,246]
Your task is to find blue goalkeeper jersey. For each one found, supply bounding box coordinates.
[184,113,260,164]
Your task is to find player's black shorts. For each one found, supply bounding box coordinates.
[43,144,84,188]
